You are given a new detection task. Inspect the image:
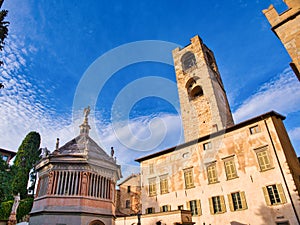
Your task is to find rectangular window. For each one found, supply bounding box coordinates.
[127,185,131,193]
[224,158,238,180]
[184,168,194,189]
[250,125,260,134]
[146,207,155,214]
[178,205,184,210]
[228,191,247,211]
[203,142,212,150]
[2,155,8,162]
[255,146,272,171]
[149,163,154,174]
[212,196,222,213]
[263,184,287,206]
[187,200,201,216]
[149,178,156,196]
[207,163,218,184]
[209,196,226,214]
[125,200,130,208]
[160,205,170,212]
[160,176,168,194]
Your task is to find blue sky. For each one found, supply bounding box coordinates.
[0,0,299,178]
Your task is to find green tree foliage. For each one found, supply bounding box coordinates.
[0,199,13,220]
[0,0,9,89]
[0,158,13,202]
[0,198,33,221]
[0,0,9,52]
[16,197,33,222]
[11,131,41,198]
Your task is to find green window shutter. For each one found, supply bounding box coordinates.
[186,201,190,210]
[240,191,248,210]
[196,199,202,215]
[220,195,226,213]
[208,198,214,214]
[262,186,271,206]
[277,184,287,204]
[227,194,234,211]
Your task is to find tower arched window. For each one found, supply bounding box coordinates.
[190,85,203,99]
[206,51,217,72]
[181,51,196,71]
[186,78,203,99]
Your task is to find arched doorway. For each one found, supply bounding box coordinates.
[89,220,105,225]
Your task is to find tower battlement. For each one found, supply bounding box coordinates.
[263,0,300,80]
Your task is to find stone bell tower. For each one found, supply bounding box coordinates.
[172,35,234,142]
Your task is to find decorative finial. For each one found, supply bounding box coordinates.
[80,106,91,135]
[56,138,60,150]
[84,106,90,122]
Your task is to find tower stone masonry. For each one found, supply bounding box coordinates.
[263,0,300,81]
[172,35,234,142]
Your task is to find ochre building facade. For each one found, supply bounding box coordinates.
[116,173,141,216]
[116,36,300,225]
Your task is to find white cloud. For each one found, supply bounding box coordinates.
[233,68,300,122]
[289,127,300,141]
[0,37,183,173]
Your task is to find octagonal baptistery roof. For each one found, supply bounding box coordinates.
[29,107,122,225]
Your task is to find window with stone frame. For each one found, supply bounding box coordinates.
[263,184,287,206]
[223,157,238,180]
[127,185,131,193]
[160,175,168,194]
[125,199,130,208]
[209,195,226,214]
[249,124,260,134]
[160,204,171,212]
[255,146,273,171]
[186,200,201,216]
[149,163,154,174]
[207,162,218,184]
[184,168,194,189]
[181,51,196,71]
[227,191,247,211]
[148,178,156,196]
[145,207,155,214]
